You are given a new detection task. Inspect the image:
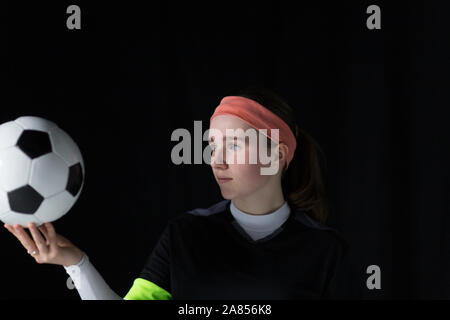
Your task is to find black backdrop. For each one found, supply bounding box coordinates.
[3,0,450,299]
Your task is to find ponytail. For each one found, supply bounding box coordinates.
[281,124,329,224]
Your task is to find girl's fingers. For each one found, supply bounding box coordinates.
[43,223,59,249]
[45,223,73,247]
[44,222,57,241]
[28,223,48,255]
[38,224,51,246]
[4,224,20,240]
[4,224,14,234]
[11,224,39,255]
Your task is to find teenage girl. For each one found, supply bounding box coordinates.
[4,87,355,299]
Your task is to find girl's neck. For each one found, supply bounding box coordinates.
[231,183,285,216]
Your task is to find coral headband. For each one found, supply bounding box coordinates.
[210,96,297,169]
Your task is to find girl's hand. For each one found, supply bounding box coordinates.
[4,222,84,267]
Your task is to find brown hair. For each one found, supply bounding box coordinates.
[233,86,329,224]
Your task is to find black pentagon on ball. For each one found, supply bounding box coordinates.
[8,185,44,214]
[66,163,83,196]
[16,130,52,159]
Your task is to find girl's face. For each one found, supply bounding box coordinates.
[209,115,285,200]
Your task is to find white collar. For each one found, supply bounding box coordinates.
[229,200,291,231]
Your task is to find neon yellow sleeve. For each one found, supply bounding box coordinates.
[123,278,172,300]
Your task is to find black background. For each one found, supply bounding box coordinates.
[2,0,450,299]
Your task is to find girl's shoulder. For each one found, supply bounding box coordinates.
[185,199,230,217]
[166,199,230,226]
[292,209,349,252]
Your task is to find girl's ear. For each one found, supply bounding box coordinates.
[278,143,289,167]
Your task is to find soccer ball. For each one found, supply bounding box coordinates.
[0,116,85,227]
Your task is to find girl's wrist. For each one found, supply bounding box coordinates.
[62,247,84,267]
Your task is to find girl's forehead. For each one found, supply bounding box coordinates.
[210,115,253,130]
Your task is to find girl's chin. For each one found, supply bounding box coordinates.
[220,189,236,199]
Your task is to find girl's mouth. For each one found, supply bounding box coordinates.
[218,178,233,184]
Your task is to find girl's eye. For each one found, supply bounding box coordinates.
[209,143,239,152]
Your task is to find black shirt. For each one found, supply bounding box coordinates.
[138,199,360,299]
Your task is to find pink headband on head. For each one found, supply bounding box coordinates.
[209,96,297,169]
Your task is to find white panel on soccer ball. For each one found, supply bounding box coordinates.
[0,188,10,217]
[0,121,23,150]
[0,147,31,191]
[49,126,84,167]
[29,153,69,198]
[34,191,74,223]
[0,212,43,227]
[15,116,57,132]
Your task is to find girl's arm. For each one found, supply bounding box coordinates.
[64,253,123,300]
